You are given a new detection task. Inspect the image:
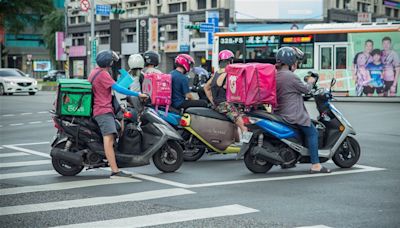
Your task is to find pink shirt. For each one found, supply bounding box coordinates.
[88,67,115,117]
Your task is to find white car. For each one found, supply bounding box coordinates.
[0,68,38,96]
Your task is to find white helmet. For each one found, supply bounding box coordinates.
[128,54,145,69]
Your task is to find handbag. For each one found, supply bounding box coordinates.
[90,70,121,114]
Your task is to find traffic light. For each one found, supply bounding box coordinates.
[185,25,200,30]
[111,8,125,14]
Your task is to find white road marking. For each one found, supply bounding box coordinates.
[21,112,33,115]
[47,120,53,123]
[0,126,3,128]
[0,160,51,168]
[4,141,50,147]
[0,188,195,216]
[3,145,51,158]
[297,225,333,228]
[0,146,4,149]
[37,111,48,114]
[0,170,57,180]
[0,152,27,158]
[2,114,15,117]
[131,173,191,188]
[0,178,141,196]
[53,204,259,228]
[186,165,386,188]
[9,123,24,126]
[28,121,42,124]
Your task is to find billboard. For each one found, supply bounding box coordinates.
[33,61,51,72]
[177,14,190,52]
[234,0,323,20]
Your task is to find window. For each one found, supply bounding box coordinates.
[395,9,399,18]
[78,16,85,23]
[99,36,109,45]
[219,36,245,63]
[169,3,180,13]
[182,2,187,11]
[127,35,134,43]
[386,8,391,16]
[70,17,76,24]
[281,43,314,69]
[168,31,178,41]
[320,47,332,70]
[138,8,147,15]
[100,16,108,21]
[335,47,347,69]
[211,0,217,8]
[197,0,206,9]
[157,6,162,14]
[374,5,377,13]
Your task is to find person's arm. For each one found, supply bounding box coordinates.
[204,76,214,105]
[112,83,147,99]
[392,53,400,90]
[182,77,192,100]
[290,75,313,94]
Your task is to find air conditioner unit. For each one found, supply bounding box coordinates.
[166,25,172,30]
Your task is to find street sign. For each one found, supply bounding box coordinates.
[91,39,97,65]
[80,0,90,12]
[96,5,110,16]
[199,23,215,33]
[206,11,219,46]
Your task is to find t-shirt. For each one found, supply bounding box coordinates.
[381,50,400,81]
[366,62,384,87]
[170,70,190,108]
[88,67,115,117]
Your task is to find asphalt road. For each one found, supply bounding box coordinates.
[0,91,399,228]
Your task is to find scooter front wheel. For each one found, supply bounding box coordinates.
[244,149,273,173]
[332,136,361,168]
[153,141,184,173]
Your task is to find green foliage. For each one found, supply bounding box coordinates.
[42,10,64,62]
[0,0,54,35]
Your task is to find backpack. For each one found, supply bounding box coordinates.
[225,63,277,107]
[142,73,172,115]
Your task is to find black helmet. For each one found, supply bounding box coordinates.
[96,50,120,68]
[143,50,160,67]
[276,47,304,66]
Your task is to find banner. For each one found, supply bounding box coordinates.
[177,14,190,52]
[55,32,66,61]
[33,60,51,72]
[137,19,149,53]
[148,18,159,51]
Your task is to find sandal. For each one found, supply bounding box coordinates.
[309,166,331,174]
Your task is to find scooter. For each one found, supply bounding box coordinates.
[238,75,361,173]
[50,96,184,176]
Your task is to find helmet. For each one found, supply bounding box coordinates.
[96,50,119,68]
[218,50,234,61]
[175,54,195,72]
[128,54,145,69]
[276,47,304,66]
[143,50,160,66]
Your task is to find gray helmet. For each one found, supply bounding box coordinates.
[143,50,160,67]
[96,50,120,68]
[128,54,145,69]
[276,47,304,66]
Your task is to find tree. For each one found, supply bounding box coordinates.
[42,10,64,64]
[0,0,54,35]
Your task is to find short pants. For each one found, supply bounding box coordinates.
[384,80,397,93]
[94,113,118,136]
[215,102,241,122]
[363,86,384,95]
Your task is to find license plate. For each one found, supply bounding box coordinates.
[241,131,253,143]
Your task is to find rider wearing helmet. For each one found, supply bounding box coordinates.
[204,50,248,134]
[89,50,148,178]
[143,50,162,74]
[170,54,208,109]
[274,46,330,173]
[128,54,145,92]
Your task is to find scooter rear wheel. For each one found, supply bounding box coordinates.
[332,136,361,168]
[153,141,183,173]
[244,149,273,173]
[51,142,84,176]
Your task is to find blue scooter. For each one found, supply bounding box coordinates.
[237,75,361,173]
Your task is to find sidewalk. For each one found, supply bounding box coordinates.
[329,96,400,103]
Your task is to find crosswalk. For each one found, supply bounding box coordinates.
[0,144,259,227]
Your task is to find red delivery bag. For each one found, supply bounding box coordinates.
[142,73,172,114]
[226,63,276,107]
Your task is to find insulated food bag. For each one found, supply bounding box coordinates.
[56,79,93,117]
[142,73,172,114]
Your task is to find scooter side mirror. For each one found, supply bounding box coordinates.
[330,78,336,92]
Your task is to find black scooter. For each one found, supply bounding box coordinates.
[50,96,184,176]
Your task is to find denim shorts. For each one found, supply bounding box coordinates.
[94,113,118,136]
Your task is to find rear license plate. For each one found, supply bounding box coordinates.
[241,131,253,143]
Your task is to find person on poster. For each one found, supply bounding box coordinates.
[365,49,384,96]
[381,37,400,97]
[353,40,373,96]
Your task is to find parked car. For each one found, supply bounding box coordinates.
[0,68,38,96]
[43,70,66,82]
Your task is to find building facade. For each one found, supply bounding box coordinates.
[66,0,232,77]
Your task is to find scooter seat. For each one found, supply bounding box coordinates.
[249,110,300,130]
[185,107,230,121]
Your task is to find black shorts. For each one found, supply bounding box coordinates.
[363,86,384,95]
[94,113,118,136]
[384,80,397,93]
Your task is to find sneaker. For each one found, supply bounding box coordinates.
[110,171,133,178]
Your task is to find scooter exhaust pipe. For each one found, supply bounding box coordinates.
[50,148,83,166]
[252,146,285,164]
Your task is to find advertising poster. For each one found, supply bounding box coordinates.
[148,18,159,52]
[177,14,190,52]
[73,60,84,78]
[349,32,400,97]
[33,61,51,72]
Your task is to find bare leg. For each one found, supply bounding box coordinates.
[103,135,119,173]
[235,118,248,133]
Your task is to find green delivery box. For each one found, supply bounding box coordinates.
[56,79,93,117]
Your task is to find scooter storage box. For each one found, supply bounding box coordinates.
[56,79,92,117]
[226,63,277,107]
